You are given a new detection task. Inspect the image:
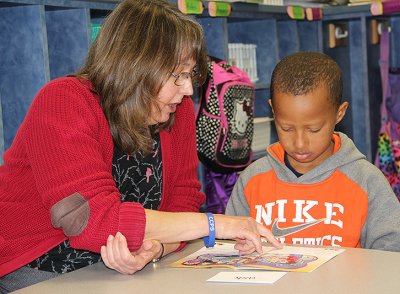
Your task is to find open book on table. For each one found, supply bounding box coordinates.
[168,242,345,273]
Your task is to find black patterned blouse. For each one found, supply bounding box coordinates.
[27,134,162,273]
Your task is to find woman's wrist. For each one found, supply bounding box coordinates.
[203,213,216,248]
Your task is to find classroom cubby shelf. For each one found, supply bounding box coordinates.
[1,0,399,163]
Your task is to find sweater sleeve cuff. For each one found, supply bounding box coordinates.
[118,202,146,251]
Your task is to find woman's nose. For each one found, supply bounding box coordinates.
[180,78,194,96]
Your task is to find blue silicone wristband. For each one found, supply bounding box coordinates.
[203,213,216,248]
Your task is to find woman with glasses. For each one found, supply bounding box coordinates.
[0,0,280,291]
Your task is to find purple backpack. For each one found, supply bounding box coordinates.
[196,57,255,174]
[204,167,239,214]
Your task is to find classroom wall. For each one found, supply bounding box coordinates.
[0,0,399,163]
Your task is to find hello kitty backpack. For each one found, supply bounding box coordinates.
[195,56,255,173]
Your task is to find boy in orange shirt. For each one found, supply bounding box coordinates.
[226,52,400,251]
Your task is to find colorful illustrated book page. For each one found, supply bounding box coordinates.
[168,242,345,273]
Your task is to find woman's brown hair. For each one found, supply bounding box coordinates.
[75,0,207,154]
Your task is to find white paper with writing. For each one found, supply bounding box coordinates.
[207,271,287,284]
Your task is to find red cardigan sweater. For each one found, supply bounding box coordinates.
[0,77,205,276]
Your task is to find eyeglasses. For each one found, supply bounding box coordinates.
[171,67,200,86]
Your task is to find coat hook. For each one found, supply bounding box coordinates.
[335,27,348,39]
[371,19,391,44]
[328,23,348,48]
[377,22,391,35]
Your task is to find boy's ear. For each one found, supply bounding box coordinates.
[268,99,274,114]
[335,101,349,124]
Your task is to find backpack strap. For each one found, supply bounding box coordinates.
[375,30,391,166]
[379,30,390,122]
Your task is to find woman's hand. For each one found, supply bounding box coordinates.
[101,232,162,274]
[143,210,281,255]
[213,215,282,255]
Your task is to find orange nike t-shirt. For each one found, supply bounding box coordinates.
[245,170,368,247]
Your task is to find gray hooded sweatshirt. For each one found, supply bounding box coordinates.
[226,132,400,251]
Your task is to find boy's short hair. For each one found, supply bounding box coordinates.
[270,52,343,109]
